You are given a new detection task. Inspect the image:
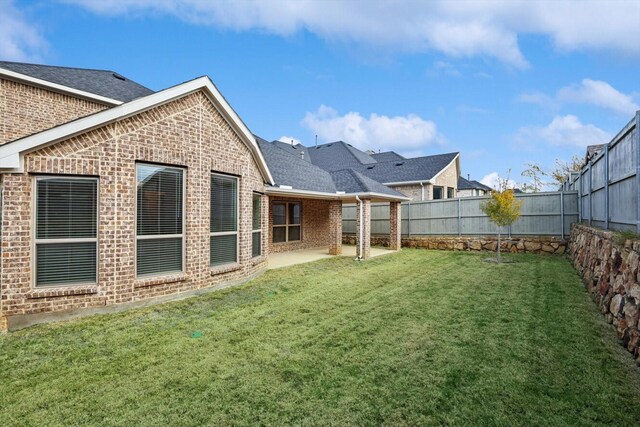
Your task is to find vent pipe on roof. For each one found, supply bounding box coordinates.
[315,134,318,148]
[467,174,470,181]
[300,152,304,160]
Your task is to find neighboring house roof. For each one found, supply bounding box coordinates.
[0,76,274,185]
[0,61,154,104]
[458,176,492,191]
[370,151,405,162]
[257,138,407,200]
[307,141,377,171]
[585,144,605,162]
[356,152,460,184]
[271,140,312,163]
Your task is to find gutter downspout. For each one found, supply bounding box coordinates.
[355,195,363,260]
[420,182,424,201]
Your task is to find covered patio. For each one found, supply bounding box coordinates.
[268,245,397,270]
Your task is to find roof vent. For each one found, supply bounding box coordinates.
[112,73,126,81]
[367,165,375,169]
[395,162,404,166]
[327,144,332,147]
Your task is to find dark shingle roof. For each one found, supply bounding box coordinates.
[271,140,312,163]
[256,136,336,193]
[256,137,402,197]
[355,152,459,183]
[329,169,406,197]
[458,176,492,191]
[307,141,376,171]
[370,151,405,162]
[0,61,154,103]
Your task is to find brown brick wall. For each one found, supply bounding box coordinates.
[268,197,337,253]
[0,79,109,145]
[0,90,269,329]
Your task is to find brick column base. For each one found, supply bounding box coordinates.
[356,199,371,259]
[390,201,401,250]
[0,316,8,333]
[328,200,343,255]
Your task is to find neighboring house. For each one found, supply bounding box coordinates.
[457,176,493,197]
[272,140,461,201]
[0,61,406,330]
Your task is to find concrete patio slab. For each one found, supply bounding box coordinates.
[268,245,397,270]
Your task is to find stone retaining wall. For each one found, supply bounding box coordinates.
[569,223,640,362]
[342,234,566,254]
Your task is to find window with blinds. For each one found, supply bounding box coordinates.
[272,201,301,243]
[35,177,98,286]
[211,173,238,266]
[252,193,261,257]
[136,164,184,277]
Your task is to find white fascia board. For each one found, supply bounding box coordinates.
[430,153,460,182]
[264,187,409,202]
[0,76,275,185]
[0,67,122,106]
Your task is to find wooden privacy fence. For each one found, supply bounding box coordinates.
[563,112,640,232]
[343,191,579,238]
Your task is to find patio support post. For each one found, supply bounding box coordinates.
[356,198,371,259]
[389,201,401,251]
[328,200,343,255]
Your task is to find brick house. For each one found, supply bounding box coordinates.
[0,62,406,330]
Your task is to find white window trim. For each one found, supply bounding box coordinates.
[210,172,239,267]
[252,193,262,258]
[134,163,186,279]
[273,201,302,243]
[32,175,99,288]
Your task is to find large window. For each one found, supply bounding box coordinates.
[35,177,98,287]
[252,194,262,257]
[211,173,238,266]
[273,201,301,243]
[136,164,184,277]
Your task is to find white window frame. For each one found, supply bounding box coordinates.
[32,175,100,288]
[252,193,262,258]
[272,201,302,243]
[210,172,239,267]
[135,163,186,278]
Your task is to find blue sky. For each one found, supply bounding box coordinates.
[3,0,639,188]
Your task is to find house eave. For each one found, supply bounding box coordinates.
[265,186,409,202]
[0,67,123,106]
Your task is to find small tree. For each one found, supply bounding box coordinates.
[481,188,522,261]
[521,162,548,193]
[550,155,584,186]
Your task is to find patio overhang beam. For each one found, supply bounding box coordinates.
[265,187,409,203]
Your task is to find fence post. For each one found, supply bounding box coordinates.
[605,143,610,230]
[578,172,582,222]
[457,198,461,237]
[407,201,411,238]
[636,111,640,233]
[588,161,593,226]
[560,191,564,239]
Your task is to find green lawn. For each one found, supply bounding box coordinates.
[2,250,640,426]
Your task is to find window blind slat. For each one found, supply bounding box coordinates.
[211,234,237,267]
[36,242,96,286]
[136,237,182,276]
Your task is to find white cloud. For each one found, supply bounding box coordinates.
[64,0,640,67]
[516,115,611,149]
[558,79,639,116]
[0,2,47,61]
[301,105,444,157]
[518,92,559,110]
[277,136,302,145]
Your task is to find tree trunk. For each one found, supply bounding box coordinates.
[497,230,501,262]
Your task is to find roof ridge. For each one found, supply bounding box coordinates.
[0,60,119,74]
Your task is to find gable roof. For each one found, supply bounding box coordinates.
[0,76,274,184]
[370,151,405,162]
[356,152,459,184]
[307,141,377,171]
[0,61,154,104]
[256,137,407,200]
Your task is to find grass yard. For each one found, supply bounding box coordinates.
[2,250,640,426]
